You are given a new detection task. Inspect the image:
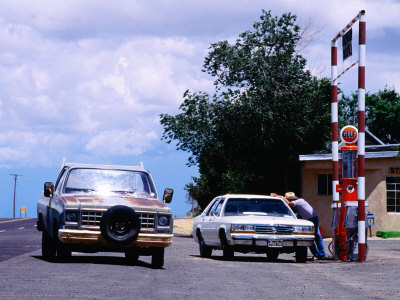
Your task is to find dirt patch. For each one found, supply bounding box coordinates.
[173,218,194,236]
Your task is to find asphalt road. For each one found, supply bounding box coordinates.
[0,218,41,262]
[0,218,400,299]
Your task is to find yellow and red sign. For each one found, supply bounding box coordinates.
[340,125,358,145]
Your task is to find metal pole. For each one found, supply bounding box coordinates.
[10,174,22,219]
[331,40,339,258]
[358,10,366,262]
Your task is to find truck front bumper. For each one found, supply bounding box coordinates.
[59,229,173,248]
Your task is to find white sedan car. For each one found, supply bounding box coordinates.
[193,194,315,263]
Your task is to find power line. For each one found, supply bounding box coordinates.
[10,174,22,219]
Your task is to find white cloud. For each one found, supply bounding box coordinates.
[85,128,159,156]
[0,130,73,167]
[0,0,398,167]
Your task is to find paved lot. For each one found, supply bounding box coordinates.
[0,218,399,299]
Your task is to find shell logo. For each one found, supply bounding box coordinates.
[340,125,358,145]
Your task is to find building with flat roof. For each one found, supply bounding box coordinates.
[299,129,400,238]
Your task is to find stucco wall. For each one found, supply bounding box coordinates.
[301,157,400,238]
[301,162,333,238]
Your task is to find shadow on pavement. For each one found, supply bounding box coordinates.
[31,254,160,269]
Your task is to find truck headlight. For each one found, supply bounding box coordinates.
[231,224,255,233]
[293,225,314,234]
[66,211,78,222]
[158,216,169,226]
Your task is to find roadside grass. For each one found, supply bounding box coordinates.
[173,217,194,236]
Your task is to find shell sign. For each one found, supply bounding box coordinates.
[340,125,358,145]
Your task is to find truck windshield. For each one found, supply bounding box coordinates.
[64,168,157,198]
[224,198,295,217]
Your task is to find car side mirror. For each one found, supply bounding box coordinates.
[162,188,174,203]
[44,182,54,198]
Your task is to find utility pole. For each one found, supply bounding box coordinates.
[10,174,22,219]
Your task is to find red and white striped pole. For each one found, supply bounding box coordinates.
[331,42,339,204]
[358,10,366,262]
[331,40,340,258]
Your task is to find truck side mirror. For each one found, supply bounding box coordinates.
[162,188,174,204]
[44,182,54,198]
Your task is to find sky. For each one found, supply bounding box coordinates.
[0,0,399,218]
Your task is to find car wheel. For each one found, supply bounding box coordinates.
[295,246,308,263]
[199,239,212,258]
[125,248,140,265]
[197,231,212,258]
[151,247,164,269]
[42,231,56,259]
[266,250,279,261]
[100,205,140,245]
[220,233,234,260]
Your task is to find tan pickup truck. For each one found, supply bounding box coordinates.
[37,161,173,268]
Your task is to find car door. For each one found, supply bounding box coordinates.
[203,198,225,246]
[202,198,223,245]
[207,198,225,246]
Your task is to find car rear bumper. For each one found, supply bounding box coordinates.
[58,229,173,247]
[230,234,314,247]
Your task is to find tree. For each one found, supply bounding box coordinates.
[339,88,400,144]
[160,10,331,209]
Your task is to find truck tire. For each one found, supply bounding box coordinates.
[151,247,164,269]
[42,231,56,259]
[100,205,140,245]
[57,245,72,260]
[125,248,140,265]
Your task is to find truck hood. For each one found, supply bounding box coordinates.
[58,194,171,213]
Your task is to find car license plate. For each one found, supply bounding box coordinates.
[268,240,283,247]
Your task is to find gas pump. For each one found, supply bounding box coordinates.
[334,125,359,261]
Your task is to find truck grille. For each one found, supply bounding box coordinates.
[80,210,155,231]
[255,225,294,235]
[139,213,155,229]
[82,210,103,228]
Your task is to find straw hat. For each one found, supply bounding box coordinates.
[285,192,298,200]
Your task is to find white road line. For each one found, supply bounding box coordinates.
[18,227,25,230]
[0,230,5,233]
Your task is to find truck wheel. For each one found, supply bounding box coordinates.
[42,231,56,259]
[57,245,72,261]
[151,247,164,269]
[100,206,140,245]
[125,249,140,265]
[37,215,43,231]
[295,247,308,263]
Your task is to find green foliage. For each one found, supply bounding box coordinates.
[160,10,331,209]
[339,88,400,144]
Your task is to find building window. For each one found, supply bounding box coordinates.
[317,174,332,196]
[386,177,400,213]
